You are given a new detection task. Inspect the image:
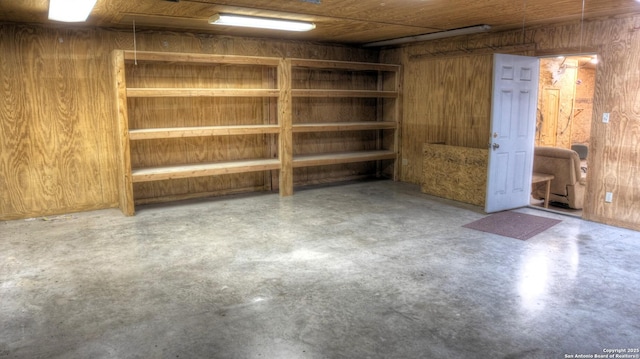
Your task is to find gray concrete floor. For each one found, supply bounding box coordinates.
[1,180,639,359]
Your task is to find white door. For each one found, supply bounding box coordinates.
[485,54,540,213]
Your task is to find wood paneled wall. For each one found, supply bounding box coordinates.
[0,25,117,219]
[0,23,376,220]
[400,54,493,184]
[3,15,640,231]
[382,14,640,231]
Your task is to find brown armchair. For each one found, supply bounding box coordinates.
[532,146,586,209]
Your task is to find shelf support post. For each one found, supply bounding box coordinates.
[278,58,293,196]
[111,50,135,215]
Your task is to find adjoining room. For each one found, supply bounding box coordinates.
[531,55,597,217]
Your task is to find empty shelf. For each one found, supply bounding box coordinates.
[291,89,397,98]
[126,88,280,98]
[293,121,396,133]
[131,159,281,182]
[123,50,281,66]
[129,125,280,140]
[290,58,400,72]
[293,150,396,168]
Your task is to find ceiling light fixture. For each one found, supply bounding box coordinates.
[209,13,316,32]
[362,24,492,47]
[48,0,97,22]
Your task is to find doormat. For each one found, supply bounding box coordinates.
[463,211,561,240]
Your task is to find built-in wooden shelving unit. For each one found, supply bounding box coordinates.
[290,58,401,183]
[112,50,400,215]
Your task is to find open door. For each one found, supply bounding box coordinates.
[485,54,540,213]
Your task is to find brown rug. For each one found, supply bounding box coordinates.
[463,211,561,240]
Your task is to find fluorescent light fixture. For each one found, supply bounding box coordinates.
[363,25,492,47]
[209,13,316,32]
[48,0,97,22]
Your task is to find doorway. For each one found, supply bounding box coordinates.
[530,54,597,217]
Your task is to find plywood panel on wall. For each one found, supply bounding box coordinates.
[582,16,640,230]
[0,25,118,220]
[382,13,640,231]
[401,54,492,184]
[0,23,378,220]
[572,66,595,145]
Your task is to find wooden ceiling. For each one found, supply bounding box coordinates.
[1,0,640,45]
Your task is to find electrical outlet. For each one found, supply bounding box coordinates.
[602,113,610,123]
[605,192,613,203]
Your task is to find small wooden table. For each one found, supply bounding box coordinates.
[532,172,554,208]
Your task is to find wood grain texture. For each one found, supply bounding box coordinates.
[122,55,278,207]
[0,23,377,219]
[112,50,135,215]
[123,50,281,66]
[294,150,396,167]
[400,54,492,185]
[0,26,118,220]
[572,65,595,145]
[129,125,280,140]
[289,62,399,185]
[131,159,281,182]
[3,0,638,45]
[278,58,293,196]
[383,13,640,230]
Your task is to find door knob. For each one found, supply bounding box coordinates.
[492,143,500,150]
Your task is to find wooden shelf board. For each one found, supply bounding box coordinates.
[131,159,281,182]
[129,125,280,140]
[293,150,396,168]
[292,89,397,98]
[123,50,281,66]
[290,58,400,72]
[293,121,397,133]
[126,88,280,98]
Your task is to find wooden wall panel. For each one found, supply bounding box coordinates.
[0,26,117,220]
[400,55,492,184]
[572,66,595,145]
[382,14,640,231]
[585,17,640,230]
[0,23,377,220]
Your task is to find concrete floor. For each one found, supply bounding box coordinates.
[1,180,639,359]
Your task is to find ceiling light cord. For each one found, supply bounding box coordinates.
[521,0,527,44]
[133,19,137,65]
[579,0,585,53]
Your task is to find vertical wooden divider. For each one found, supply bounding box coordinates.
[111,50,135,215]
[393,67,403,181]
[278,58,293,196]
[376,71,384,177]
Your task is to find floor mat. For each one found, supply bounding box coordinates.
[463,211,561,240]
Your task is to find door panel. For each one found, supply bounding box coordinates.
[485,54,540,213]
